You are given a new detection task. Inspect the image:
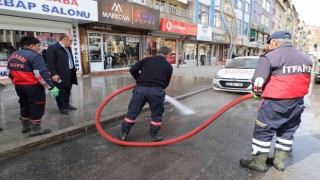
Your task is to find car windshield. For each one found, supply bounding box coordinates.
[225,58,259,69]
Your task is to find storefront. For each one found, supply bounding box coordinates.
[211,28,230,65]
[234,35,251,56]
[79,0,160,74]
[196,24,213,66]
[156,18,197,66]
[249,24,270,56]
[0,0,98,79]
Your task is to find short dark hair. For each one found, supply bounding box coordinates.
[20,36,40,47]
[158,47,171,56]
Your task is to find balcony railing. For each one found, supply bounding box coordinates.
[153,2,191,19]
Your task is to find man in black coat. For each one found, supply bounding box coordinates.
[47,34,78,115]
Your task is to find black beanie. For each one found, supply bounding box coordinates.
[20,36,40,46]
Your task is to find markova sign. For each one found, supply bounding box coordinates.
[0,0,98,21]
[99,0,160,30]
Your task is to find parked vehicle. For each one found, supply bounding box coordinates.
[212,56,259,93]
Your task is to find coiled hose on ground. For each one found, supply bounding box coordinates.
[95,84,254,147]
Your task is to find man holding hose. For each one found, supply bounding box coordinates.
[118,47,173,142]
[240,31,313,172]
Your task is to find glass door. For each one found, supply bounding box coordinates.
[88,36,104,72]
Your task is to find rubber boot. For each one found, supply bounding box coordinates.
[20,118,31,133]
[150,129,163,142]
[118,129,130,141]
[29,124,51,137]
[240,153,268,172]
[267,150,288,171]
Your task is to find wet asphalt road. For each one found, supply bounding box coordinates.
[0,85,320,180]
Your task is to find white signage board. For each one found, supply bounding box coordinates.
[197,24,212,41]
[0,0,98,21]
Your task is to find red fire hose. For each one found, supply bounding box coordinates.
[95,84,254,147]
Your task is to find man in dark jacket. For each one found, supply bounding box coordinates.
[118,47,173,142]
[7,36,59,137]
[47,35,78,115]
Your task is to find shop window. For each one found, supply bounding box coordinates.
[199,4,209,25]
[96,34,141,70]
[184,43,197,61]
[146,37,177,64]
[35,32,64,53]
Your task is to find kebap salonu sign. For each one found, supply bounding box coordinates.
[98,0,160,30]
[0,0,98,21]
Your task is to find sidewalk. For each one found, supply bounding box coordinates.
[0,65,221,158]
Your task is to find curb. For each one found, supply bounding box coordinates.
[0,87,212,159]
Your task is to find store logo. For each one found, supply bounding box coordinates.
[111,3,122,13]
[166,21,173,30]
[166,21,186,32]
[102,2,130,21]
[202,26,208,33]
[134,11,155,21]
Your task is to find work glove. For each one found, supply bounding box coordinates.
[252,92,261,100]
[253,77,265,96]
[49,87,59,97]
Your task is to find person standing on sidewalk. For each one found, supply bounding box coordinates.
[7,36,59,137]
[47,34,78,115]
[239,31,313,172]
[118,47,173,142]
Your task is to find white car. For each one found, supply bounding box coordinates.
[213,56,259,93]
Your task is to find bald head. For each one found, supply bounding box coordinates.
[59,34,73,47]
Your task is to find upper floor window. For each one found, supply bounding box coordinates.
[155,0,165,12]
[168,3,177,15]
[131,0,145,5]
[237,0,243,9]
[237,19,241,33]
[266,1,270,12]
[243,22,249,34]
[214,11,222,28]
[245,2,249,13]
[199,3,209,25]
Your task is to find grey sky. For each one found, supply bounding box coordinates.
[292,0,320,25]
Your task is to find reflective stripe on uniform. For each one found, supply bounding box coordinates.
[252,145,270,154]
[252,138,272,146]
[31,119,42,124]
[275,143,291,151]
[151,121,161,126]
[124,117,135,124]
[277,137,293,145]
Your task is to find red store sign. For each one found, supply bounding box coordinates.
[160,18,197,36]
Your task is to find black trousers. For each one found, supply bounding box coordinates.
[54,84,72,111]
[15,85,46,121]
[123,86,165,131]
